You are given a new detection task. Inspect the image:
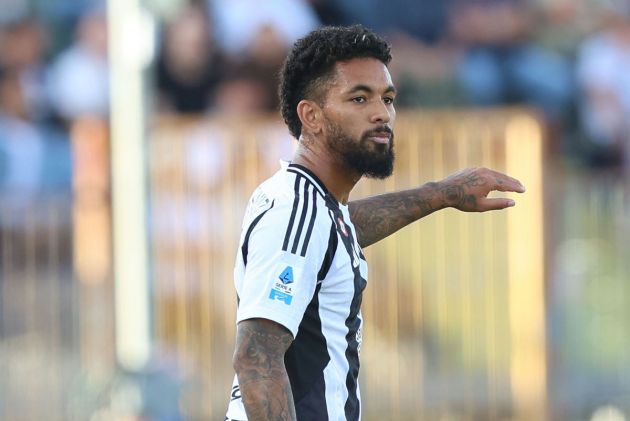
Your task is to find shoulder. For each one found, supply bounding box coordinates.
[244,171,334,258]
[241,170,295,225]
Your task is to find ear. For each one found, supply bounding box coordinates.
[296,100,323,135]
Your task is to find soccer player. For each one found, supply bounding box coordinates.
[225,25,526,421]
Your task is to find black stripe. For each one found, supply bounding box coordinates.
[317,222,337,281]
[291,182,311,254]
[320,198,364,420]
[334,212,366,421]
[241,201,275,266]
[294,371,328,420]
[287,164,329,197]
[300,187,318,257]
[285,282,329,419]
[282,175,302,251]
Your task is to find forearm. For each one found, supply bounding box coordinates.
[237,367,295,421]
[233,319,296,421]
[349,167,525,248]
[349,181,446,248]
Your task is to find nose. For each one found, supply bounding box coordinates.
[369,99,393,125]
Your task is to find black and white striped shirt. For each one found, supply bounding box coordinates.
[226,162,368,421]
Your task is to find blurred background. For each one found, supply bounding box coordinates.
[0,0,629,419]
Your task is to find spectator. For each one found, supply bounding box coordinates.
[212,61,276,115]
[305,0,459,108]
[1,17,54,125]
[46,7,109,124]
[318,0,449,44]
[576,1,630,168]
[0,16,72,199]
[208,0,320,55]
[155,3,226,114]
[212,24,289,114]
[0,68,45,207]
[450,0,573,123]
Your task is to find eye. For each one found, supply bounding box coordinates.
[383,96,395,105]
[351,96,366,103]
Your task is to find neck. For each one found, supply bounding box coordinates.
[291,140,361,204]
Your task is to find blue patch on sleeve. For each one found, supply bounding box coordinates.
[269,289,293,305]
[278,266,294,284]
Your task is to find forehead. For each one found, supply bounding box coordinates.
[329,57,394,92]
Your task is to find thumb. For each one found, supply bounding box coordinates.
[477,197,516,211]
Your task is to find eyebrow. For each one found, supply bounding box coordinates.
[346,84,397,95]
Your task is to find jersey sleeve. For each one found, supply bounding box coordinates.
[236,192,330,338]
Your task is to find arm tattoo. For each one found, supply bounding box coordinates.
[233,319,296,421]
[349,182,445,248]
[349,168,517,247]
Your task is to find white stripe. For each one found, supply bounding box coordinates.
[318,268,353,418]
[289,166,326,197]
[295,184,316,255]
[323,361,346,421]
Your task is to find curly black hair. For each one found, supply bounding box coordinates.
[279,25,392,139]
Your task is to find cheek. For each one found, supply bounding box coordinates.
[389,107,396,124]
[328,113,361,137]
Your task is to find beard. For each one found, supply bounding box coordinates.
[325,118,395,179]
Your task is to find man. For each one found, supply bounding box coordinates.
[225,25,525,421]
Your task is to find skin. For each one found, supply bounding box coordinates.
[233,318,295,421]
[349,167,525,247]
[233,57,526,419]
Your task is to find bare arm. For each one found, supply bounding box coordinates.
[233,318,296,421]
[349,167,526,248]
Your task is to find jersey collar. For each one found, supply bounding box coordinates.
[287,163,331,199]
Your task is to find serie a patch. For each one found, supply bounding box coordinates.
[268,265,295,305]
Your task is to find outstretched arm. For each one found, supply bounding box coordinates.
[233,318,296,421]
[349,167,525,248]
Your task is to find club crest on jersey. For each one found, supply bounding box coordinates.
[337,217,348,237]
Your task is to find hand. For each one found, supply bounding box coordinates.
[437,167,526,212]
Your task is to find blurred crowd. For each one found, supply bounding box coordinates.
[1,0,630,206]
[1,2,629,418]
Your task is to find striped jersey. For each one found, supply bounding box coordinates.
[226,162,369,421]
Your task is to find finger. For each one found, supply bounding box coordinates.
[492,174,526,193]
[486,169,525,193]
[477,197,516,211]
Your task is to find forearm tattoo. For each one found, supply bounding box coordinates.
[233,319,296,421]
[349,182,443,248]
[350,168,517,247]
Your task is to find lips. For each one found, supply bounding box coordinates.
[366,130,391,144]
[367,134,390,144]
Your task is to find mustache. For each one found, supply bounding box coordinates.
[363,125,393,139]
